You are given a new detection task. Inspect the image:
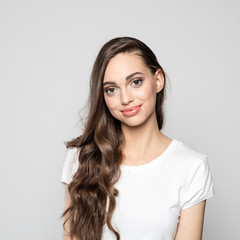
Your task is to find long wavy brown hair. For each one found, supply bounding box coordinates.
[61,36,167,240]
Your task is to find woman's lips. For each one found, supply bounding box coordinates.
[121,105,141,117]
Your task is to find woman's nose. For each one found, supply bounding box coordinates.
[120,88,134,105]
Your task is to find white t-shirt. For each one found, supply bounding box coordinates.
[61,138,215,240]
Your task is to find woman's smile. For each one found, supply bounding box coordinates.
[121,105,142,117]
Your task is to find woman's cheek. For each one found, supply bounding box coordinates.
[136,84,155,100]
[105,97,117,112]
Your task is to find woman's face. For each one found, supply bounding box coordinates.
[103,52,164,127]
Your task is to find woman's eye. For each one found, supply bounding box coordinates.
[105,87,116,96]
[132,79,143,87]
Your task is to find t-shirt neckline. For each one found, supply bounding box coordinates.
[120,138,178,171]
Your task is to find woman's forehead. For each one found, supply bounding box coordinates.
[103,53,149,82]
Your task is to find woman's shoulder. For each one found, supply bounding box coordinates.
[61,147,80,184]
[170,139,215,209]
[170,138,209,170]
[66,146,80,156]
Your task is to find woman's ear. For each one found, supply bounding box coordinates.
[155,69,164,93]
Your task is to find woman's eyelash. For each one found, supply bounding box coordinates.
[104,87,116,95]
[132,78,143,86]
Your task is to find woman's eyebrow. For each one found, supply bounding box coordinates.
[103,72,144,87]
[103,81,117,87]
[126,72,144,80]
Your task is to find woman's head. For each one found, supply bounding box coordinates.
[103,52,164,129]
[88,36,166,131]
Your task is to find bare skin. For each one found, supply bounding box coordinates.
[174,200,206,240]
[103,52,170,166]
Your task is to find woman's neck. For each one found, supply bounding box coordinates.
[121,113,171,166]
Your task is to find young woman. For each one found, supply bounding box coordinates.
[61,37,215,240]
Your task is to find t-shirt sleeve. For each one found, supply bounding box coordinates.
[61,147,79,185]
[181,155,215,210]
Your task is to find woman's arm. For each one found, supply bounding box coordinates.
[63,184,77,240]
[174,200,207,240]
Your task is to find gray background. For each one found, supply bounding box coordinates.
[0,0,239,239]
